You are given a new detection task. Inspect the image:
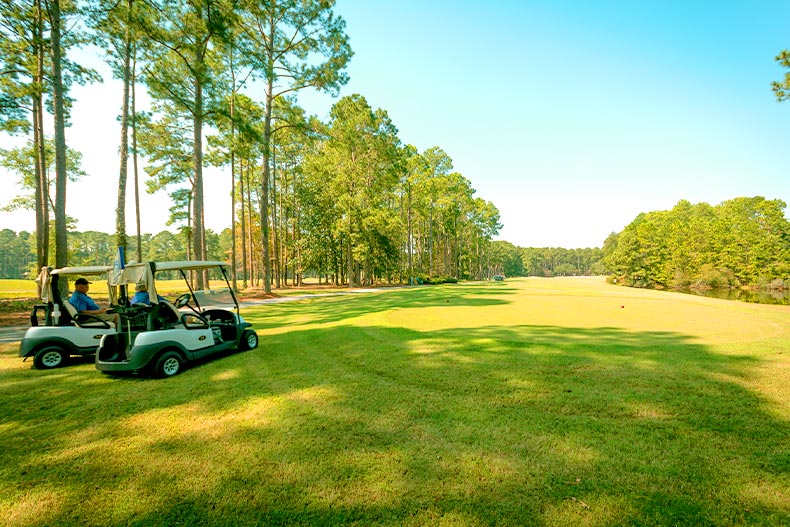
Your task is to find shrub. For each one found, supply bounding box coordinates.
[694,264,736,289]
[422,275,458,285]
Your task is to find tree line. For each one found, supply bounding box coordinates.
[11,195,786,290]
[0,228,230,279]
[486,241,606,279]
[1,227,608,283]
[602,197,790,290]
[0,0,503,291]
[484,195,790,289]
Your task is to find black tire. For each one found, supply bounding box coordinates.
[33,346,68,370]
[239,329,258,351]
[154,351,183,378]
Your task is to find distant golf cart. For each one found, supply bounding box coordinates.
[19,266,118,369]
[96,260,258,378]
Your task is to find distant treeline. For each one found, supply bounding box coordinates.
[6,195,786,290]
[0,228,229,279]
[488,241,606,278]
[603,197,790,290]
[488,195,790,289]
[1,227,604,281]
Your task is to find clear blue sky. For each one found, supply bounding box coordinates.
[2,0,790,248]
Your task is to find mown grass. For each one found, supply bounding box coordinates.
[1,277,788,526]
[0,277,338,299]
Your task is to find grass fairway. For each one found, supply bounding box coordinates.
[1,277,788,526]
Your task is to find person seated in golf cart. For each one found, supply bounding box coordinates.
[130,283,165,306]
[70,277,119,326]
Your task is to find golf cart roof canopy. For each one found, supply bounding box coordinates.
[150,261,229,272]
[50,265,113,276]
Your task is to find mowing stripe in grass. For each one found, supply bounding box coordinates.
[0,277,788,526]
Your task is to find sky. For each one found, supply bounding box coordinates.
[2,0,790,248]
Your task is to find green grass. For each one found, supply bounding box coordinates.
[0,279,230,298]
[0,277,338,299]
[1,277,788,526]
[0,280,38,300]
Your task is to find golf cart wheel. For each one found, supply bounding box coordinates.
[33,346,68,370]
[155,352,183,378]
[240,329,259,351]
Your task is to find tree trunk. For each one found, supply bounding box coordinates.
[261,73,274,293]
[230,118,237,291]
[116,0,134,255]
[407,181,413,282]
[271,144,280,288]
[428,201,434,277]
[240,159,248,288]
[186,192,193,260]
[229,51,238,291]
[192,76,205,287]
[48,0,68,268]
[33,0,48,269]
[247,162,255,285]
[132,51,142,262]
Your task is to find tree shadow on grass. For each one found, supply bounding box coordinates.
[0,321,788,526]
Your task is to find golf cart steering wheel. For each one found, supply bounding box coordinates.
[174,293,191,308]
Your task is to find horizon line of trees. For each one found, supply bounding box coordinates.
[487,241,607,279]
[1,227,605,282]
[5,194,788,290]
[0,227,229,279]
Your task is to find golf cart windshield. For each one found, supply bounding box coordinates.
[192,287,237,310]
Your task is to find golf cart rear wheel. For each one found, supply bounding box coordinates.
[155,352,182,378]
[240,329,258,351]
[33,346,68,370]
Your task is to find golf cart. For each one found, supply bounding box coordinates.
[19,265,118,369]
[95,260,258,378]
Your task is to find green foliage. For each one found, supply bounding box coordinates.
[0,229,35,278]
[519,246,605,277]
[0,227,227,278]
[772,49,790,101]
[488,240,525,277]
[604,197,790,289]
[0,0,99,132]
[0,137,87,212]
[422,275,458,284]
[302,94,403,285]
[236,0,353,99]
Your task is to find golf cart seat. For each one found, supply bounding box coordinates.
[146,301,181,331]
[62,300,115,329]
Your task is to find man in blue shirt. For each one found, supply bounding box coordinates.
[130,283,165,305]
[70,277,118,325]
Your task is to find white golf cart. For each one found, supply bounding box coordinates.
[95,260,258,378]
[19,265,118,369]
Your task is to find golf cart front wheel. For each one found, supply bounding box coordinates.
[240,329,258,351]
[155,352,183,378]
[33,346,68,369]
